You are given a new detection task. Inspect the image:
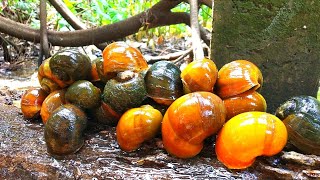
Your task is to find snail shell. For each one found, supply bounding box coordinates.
[38,50,92,93]
[65,80,101,109]
[40,89,66,124]
[223,90,267,120]
[145,61,183,106]
[162,91,226,158]
[102,70,147,115]
[275,96,320,155]
[215,60,263,99]
[102,42,148,80]
[116,105,163,152]
[89,101,121,126]
[180,58,218,93]
[44,104,88,157]
[215,112,287,169]
[21,87,48,119]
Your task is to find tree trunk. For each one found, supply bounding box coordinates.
[211,0,320,113]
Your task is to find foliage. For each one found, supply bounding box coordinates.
[1,0,212,38]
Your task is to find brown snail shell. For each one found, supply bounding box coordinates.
[44,104,88,157]
[223,89,267,120]
[102,70,147,115]
[65,80,101,109]
[275,96,320,155]
[102,42,148,80]
[145,61,183,106]
[38,49,92,93]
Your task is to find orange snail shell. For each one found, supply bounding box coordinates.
[215,60,263,99]
[21,87,48,119]
[40,89,66,124]
[223,89,267,120]
[180,58,218,93]
[116,105,163,152]
[162,91,226,158]
[102,42,148,80]
[215,112,288,169]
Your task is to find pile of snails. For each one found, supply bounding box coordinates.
[20,41,320,169]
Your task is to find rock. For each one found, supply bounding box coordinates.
[211,0,320,113]
[0,104,319,179]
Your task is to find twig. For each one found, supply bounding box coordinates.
[39,0,50,66]
[48,0,107,50]
[173,47,193,65]
[189,0,205,61]
[0,34,11,62]
[145,47,192,63]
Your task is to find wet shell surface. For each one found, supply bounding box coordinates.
[180,58,218,93]
[215,112,287,169]
[145,61,183,106]
[275,96,320,155]
[20,87,48,119]
[65,80,101,109]
[102,42,148,80]
[116,105,163,152]
[215,60,263,99]
[162,91,226,158]
[223,90,267,120]
[44,104,88,157]
[40,89,66,124]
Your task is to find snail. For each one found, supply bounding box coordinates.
[162,91,226,158]
[65,80,101,109]
[215,60,263,99]
[20,87,48,119]
[38,49,92,93]
[275,96,320,155]
[145,61,183,106]
[215,112,287,169]
[44,103,88,157]
[223,89,267,120]
[40,89,66,124]
[180,58,218,93]
[88,101,121,126]
[116,105,163,152]
[102,70,147,115]
[102,42,148,80]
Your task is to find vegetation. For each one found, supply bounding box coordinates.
[1,0,212,38]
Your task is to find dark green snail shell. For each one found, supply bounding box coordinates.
[65,80,101,109]
[144,61,183,102]
[102,71,147,114]
[49,49,92,82]
[44,104,88,157]
[275,96,320,155]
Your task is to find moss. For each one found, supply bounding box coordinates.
[212,0,320,112]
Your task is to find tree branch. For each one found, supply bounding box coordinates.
[48,0,107,50]
[189,0,204,61]
[0,0,210,47]
[40,0,50,65]
[48,0,86,30]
